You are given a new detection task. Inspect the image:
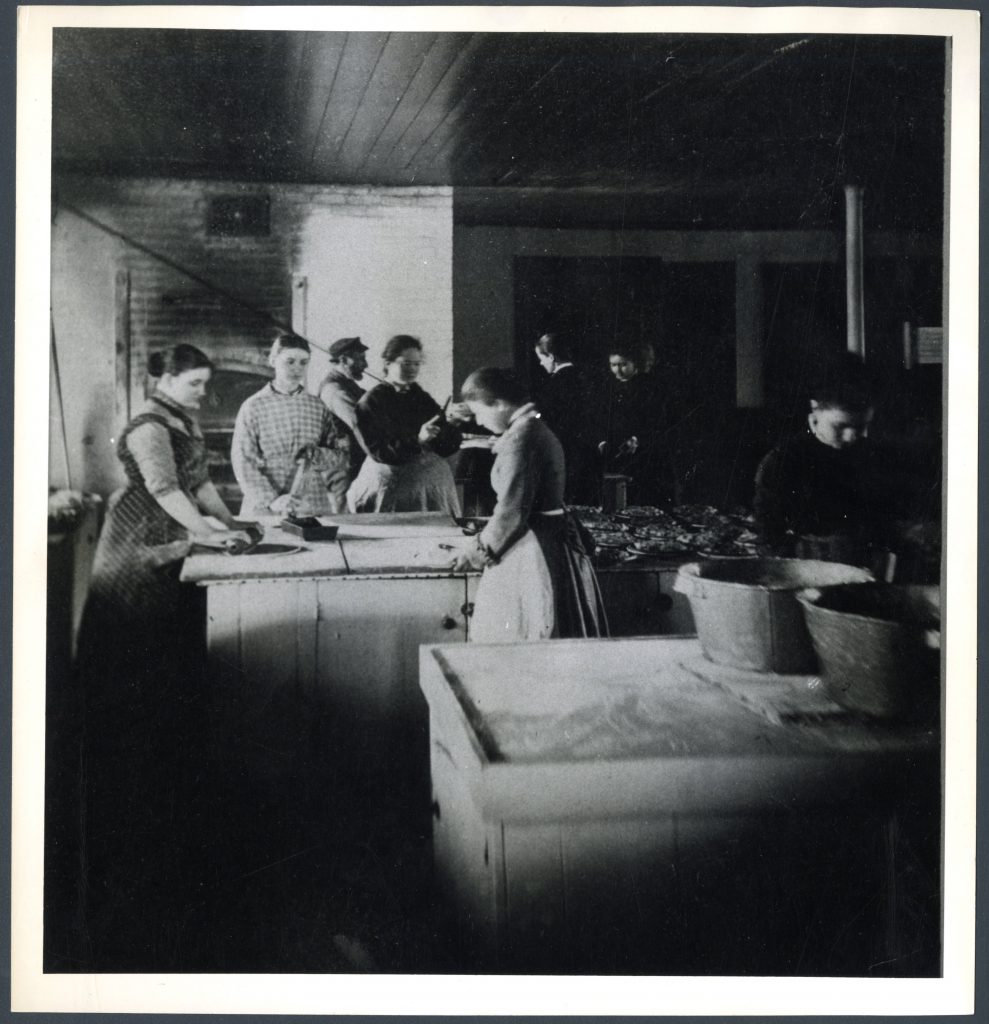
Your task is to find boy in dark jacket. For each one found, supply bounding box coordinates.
[754,355,890,565]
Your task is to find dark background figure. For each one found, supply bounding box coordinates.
[637,339,692,503]
[753,352,894,568]
[596,340,677,507]
[318,335,370,489]
[533,331,596,504]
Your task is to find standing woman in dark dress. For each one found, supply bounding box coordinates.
[596,340,676,507]
[449,368,607,643]
[348,334,468,513]
[73,343,250,969]
[533,331,596,504]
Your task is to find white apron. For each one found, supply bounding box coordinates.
[469,529,556,643]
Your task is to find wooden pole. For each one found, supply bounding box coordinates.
[735,254,764,407]
[845,185,866,358]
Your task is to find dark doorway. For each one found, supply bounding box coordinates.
[513,256,665,386]
[513,255,735,391]
[513,256,744,505]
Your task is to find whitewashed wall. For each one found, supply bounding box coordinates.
[293,186,454,402]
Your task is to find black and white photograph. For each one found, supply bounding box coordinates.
[13,4,978,1015]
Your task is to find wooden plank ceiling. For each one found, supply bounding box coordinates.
[52,29,945,231]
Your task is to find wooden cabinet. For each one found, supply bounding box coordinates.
[204,572,473,789]
[202,567,694,708]
[206,573,471,711]
[315,576,470,723]
[420,638,940,975]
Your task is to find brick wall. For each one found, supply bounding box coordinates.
[50,176,453,495]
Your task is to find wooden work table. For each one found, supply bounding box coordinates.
[180,512,467,583]
[419,636,941,975]
[181,512,695,728]
[181,511,696,591]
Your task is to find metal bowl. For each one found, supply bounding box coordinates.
[797,584,940,720]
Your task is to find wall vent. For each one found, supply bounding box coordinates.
[207,195,271,237]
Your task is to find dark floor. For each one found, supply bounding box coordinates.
[44,672,942,977]
[44,678,466,974]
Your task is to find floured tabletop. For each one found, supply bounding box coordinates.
[430,638,937,765]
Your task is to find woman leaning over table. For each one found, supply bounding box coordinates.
[77,342,251,667]
[73,342,252,969]
[348,334,469,513]
[448,367,607,643]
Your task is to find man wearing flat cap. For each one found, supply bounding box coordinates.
[319,337,370,487]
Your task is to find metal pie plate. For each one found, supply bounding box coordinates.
[229,542,303,556]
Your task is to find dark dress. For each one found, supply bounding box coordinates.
[318,367,368,484]
[71,393,216,969]
[536,364,596,504]
[753,431,890,564]
[597,372,676,506]
[348,382,462,513]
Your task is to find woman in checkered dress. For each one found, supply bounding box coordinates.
[232,333,350,519]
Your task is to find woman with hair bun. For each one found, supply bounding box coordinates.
[448,367,607,643]
[74,342,252,967]
[79,342,250,642]
[349,334,468,513]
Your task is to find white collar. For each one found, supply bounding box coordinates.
[508,402,540,426]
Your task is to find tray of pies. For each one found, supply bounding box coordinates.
[696,543,759,559]
[671,504,729,530]
[626,536,696,558]
[632,520,697,543]
[571,510,619,531]
[589,529,636,549]
[613,505,672,523]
